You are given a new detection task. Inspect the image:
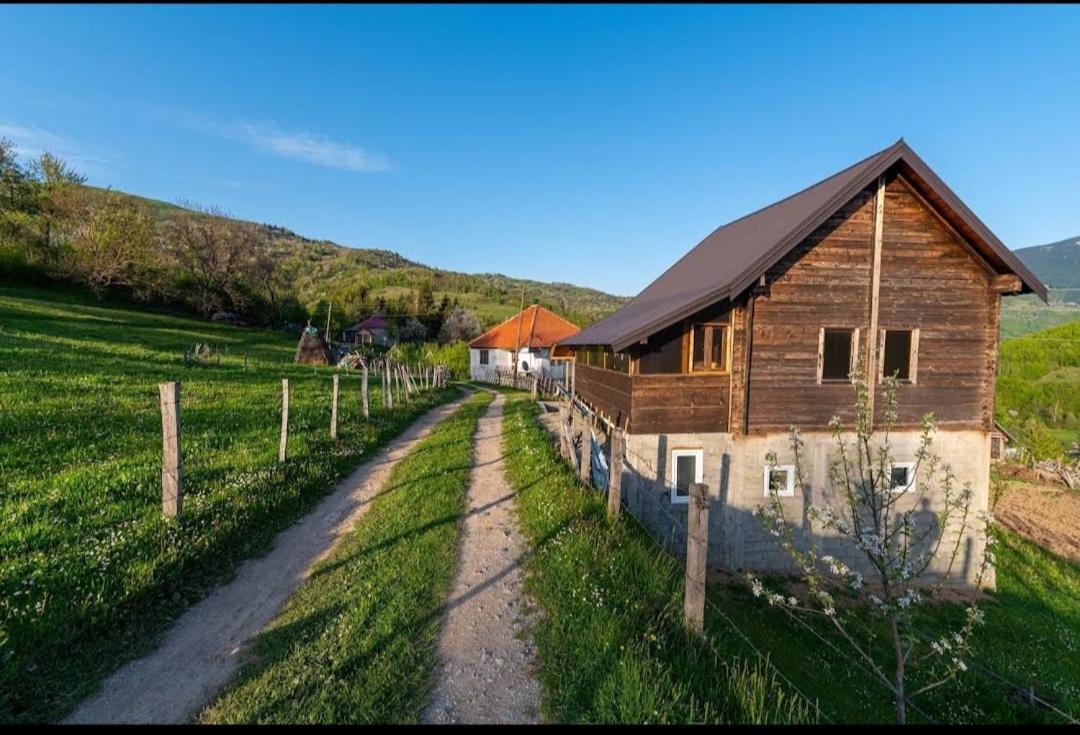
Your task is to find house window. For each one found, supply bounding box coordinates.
[990,433,1003,461]
[889,462,916,493]
[690,323,728,372]
[763,465,796,497]
[670,449,703,504]
[819,328,858,383]
[881,329,918,383]
[479,349,489,366]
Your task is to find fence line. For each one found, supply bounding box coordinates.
[157,359,448,519]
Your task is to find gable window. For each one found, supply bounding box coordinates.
[889,462,916,493]
[763,465,796,497]
[818,328,859,383]
[670,449,703,504]
[479,349,489,366]
[691,323,729,372]
[881,329,919,383]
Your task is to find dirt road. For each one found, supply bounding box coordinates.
[65,395,469,725]
[422,393,542,724]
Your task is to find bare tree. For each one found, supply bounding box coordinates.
[437,305,482,343]
[61,191,155,297]
[163,203,256,318]
[750,364,995,724]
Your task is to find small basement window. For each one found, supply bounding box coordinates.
[691,323,729,372]
[671,449,703,504]
[763,465,796,497]
[479,349,489,366]
[819,328,857,382]
[881,329,917,383]
[889,462,916,493]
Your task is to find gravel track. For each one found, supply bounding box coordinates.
[422,393,542,724]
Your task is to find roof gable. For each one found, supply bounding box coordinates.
[562,140,1046,351]
[468,304,580,350]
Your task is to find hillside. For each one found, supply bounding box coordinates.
[997,319,1080,458]
[1000,235,1080,337]
[88,187,629,330]
[1014,236,1080,302]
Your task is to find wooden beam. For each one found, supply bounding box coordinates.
[990,274,1023,294]
[866,174,886,426]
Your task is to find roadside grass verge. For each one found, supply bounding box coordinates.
[0,284,458,723]
[500,396,815,724]
[201,390,493,723]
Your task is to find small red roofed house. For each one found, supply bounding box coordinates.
[468,304,579,380]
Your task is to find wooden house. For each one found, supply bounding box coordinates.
[559,140,1045,587]
[468,305,579,381]
[342,315,391,347]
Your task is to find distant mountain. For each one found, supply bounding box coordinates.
[1014,236,1080,303]
[1000,235,1080,339]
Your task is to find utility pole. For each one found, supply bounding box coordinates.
[513,285,525,379]
[324,300,333,343]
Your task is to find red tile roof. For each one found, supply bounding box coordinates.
[468,305,579,350]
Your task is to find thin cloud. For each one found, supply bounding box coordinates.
[169,109,394,173]
[0,122,118,174]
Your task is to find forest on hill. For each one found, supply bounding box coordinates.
[0,140,626,343]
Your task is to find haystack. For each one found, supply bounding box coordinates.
[295,325,332,365]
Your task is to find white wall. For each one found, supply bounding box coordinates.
[469,347,566,380]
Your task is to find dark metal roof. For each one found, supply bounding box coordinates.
[562,140,1047,351]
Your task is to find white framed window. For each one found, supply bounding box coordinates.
[889,462,916,493]
[479,349,489,366]
[670,449,703,504]
[763,465,796,497]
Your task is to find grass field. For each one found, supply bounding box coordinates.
[501,396,814,724]
[997,319,1080,456]
[0,283,457,723]
[202,391,491,723]
[502,396,1079,724]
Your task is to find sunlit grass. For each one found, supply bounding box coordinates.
[0,284,458,723]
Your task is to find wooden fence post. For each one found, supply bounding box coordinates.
[607,427,624,520]
[684,481,710,634]
[579,421,592,486]
[362,365,370,420]
[279,378,290,463]
[330,373,339,439]
[385,361,393,410]
[159,382,183,518]
[531,373,538,399]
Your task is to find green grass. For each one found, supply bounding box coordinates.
[502,396,1078,724]
[707,525,1079,724]
[202,391,492,723]
[0,283,459,723]
[996,319,1080,457]
[501,396,814,724]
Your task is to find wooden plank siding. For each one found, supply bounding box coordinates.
[573,364,731,434]
[574,171,1002,437]
[574,363,632,428]
[633,372,730,434]
[745,184,877,431]
[877,175,996,430]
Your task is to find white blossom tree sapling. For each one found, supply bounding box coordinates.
[749,363,996,724]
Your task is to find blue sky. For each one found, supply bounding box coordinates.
[2,4,1078,296]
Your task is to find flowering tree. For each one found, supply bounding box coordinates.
[750,364,996,724]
